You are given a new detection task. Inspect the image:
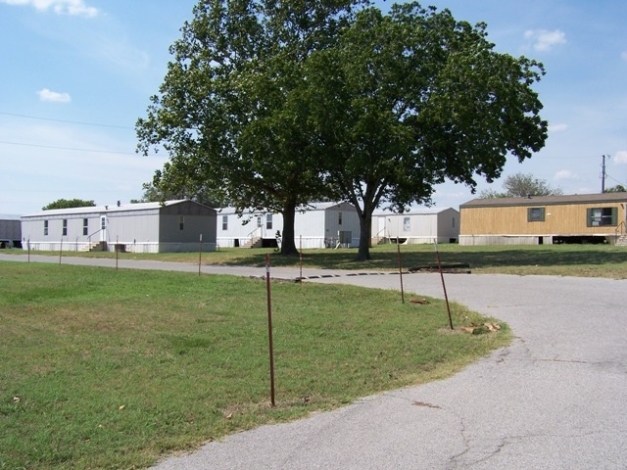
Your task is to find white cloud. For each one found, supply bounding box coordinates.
[0,0,98,17]
[614,151,627,165]
[548,123,568,133]
[554,170,578,180]
[524,29,566,52]
[36,88,71,103]
[622,51,627,61]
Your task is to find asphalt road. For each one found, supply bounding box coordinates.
[2,254,626,469]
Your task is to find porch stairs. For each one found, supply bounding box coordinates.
[242,237,263,249]
[89,241,107,252]
[616,235,627,247]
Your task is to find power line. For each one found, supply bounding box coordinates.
[0,140,161,156]
[0,111,134,130]
[605,173,626,188]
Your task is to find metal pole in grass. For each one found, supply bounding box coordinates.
[27,238,30,263]
[265,253,276,407]
[115,236,119,271]
[198,234,203,276]
[396,238,405,304]
[434,239,454,330]
[299,235,303,282]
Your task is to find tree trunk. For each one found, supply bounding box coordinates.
[279,201,299,256]
[355,211,372,261]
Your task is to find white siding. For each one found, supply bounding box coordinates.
[21,201,216,253]
[216,208,283,248]
[371,208,460,244]
[216,202,360,249]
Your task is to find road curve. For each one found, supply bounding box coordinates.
[2,254,626,469]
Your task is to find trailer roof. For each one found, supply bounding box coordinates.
[22,200,189,218]
[461,192,627,208]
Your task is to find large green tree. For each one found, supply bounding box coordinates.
[136,0,361,255]
[304,4,548,260]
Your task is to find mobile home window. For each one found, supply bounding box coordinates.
[257,216,262,228]
[44,220,48,236]
[222,215,228,231]
[62,219,68,236]
[587,207,617,227]
[527,207,545,222]
[179,215,184,231]
[338,212,342,226]
[266,214,273,230]
[83,218,88,236]
[403,217,411,232]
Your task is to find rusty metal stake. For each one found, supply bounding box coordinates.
[266,254,276,407]
[198,234,203,276]
[434,239,454,330]
[397,238,405,304]
[299,235,303,282]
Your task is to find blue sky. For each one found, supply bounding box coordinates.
[1,0,626,216]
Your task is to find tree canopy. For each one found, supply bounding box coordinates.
[133,165,223,207]
[136,0,362,255]
[42,199,96,211]
[304,4,548,259]
[479,172,562,199]
[137,0,547,260]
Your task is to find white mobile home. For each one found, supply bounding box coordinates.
[217,202,361,249]
[216,207,279,248]
[0,214,21,248]
[371,207,459,244]
[21,200,216,253]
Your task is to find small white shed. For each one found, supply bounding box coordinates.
[21,200,216,253]
[217,202,361,249]
[371,207,459,244]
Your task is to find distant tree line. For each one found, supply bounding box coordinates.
[479,173,562,199]
[42,199,96,210]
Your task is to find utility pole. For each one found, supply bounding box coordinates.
[601,154,606,193]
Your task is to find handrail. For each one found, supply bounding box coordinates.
[615,220,626,236]
[247,225,262,239]
[87,229,103,244]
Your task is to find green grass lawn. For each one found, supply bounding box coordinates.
[7,242,627,278]
[0,261,509,470]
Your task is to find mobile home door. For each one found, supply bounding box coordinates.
[100,216,107,243]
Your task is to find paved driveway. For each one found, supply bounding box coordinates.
[2,254,626,469]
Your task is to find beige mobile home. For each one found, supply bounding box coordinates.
[459,193,627,245]
[371,208,459,245]
[21,200,216,253]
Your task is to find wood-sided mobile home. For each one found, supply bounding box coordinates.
[459,193,627,245]
[371,208,460,245]
[21,200,216,253]
[217,202,360,249]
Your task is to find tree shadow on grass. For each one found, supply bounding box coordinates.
[220,245,627,271]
